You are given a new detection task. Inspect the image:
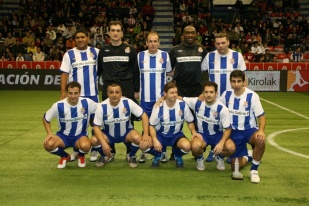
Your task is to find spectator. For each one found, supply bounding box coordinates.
[27,41,37,54]
[141,1,155,21]
[264,48,275,62]
[33,47,45,61]
[251,41,263,60]
[65,36,76,50]
[22,31,35,47]
[290,46,303,62]
[46,25,57,41]
[16,52,24,61]
[4,32,16,48]
[284,33,295,54]
[24,51,33,61]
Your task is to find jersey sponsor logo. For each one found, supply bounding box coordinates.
[140,68,165,73]
[209,69,234,74]
[161,120,184,126]
[105,116,130,124]
[178,110,183,116]
[229,109,249,116]
[230,58,235,64]
[59,114,88,123]
[122,108,128,114]
[196,114,219,124]
[125,47,131,53]
[103,56,129,62]
[176,56,202,62]
[243,101,249,109]
[198,47,203,52]
[81,108,85,114]
[72,60,96,67]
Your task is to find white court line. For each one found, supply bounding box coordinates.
[261,98,309,158]
[267,128,309,159]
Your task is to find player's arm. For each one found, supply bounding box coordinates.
[213,127,232,155]
[60,72,68,100]
[42,116,53,145]
[255,114,266,144]
[93,125,112,157]
[140,112,152,145]
[149,125,162,152]
[187,122,202,141]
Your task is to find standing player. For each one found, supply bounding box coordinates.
[43,81,97,169]
[97,21,139,159]
[168,25,207,160]
[91,84,151,168]
[182,82,235,171]
[137,31,172,163]
[220,70,266,183]
[147,82,198,168]
[59,29,100,162]
[201,32,246,162]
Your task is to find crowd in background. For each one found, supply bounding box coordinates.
[0,0,308,63]
[0,0,155,61]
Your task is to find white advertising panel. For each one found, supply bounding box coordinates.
[246,71,280,91]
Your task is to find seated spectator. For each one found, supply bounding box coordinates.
[182,11,192,22]
[16,52,24,61]
[290,46,303,62]
[33,47,45,61]
[24,52,33,61]
[243,51,254,63]
[264,48,275,62]
[284,34,295,54]
[4,32,16,48]
[11,40,26,56]
[22,31,35,47]
[141,1,155,21]
[27,41,37,54]
[65,36,76,50]
[251,41,263,60]
[46,25,57,41]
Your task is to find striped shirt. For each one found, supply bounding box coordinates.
[183,97,231,135]
[93,97,143,137]
[60,46,99,97]
[44,98,97,136]
[201,49,246,96]
[138,50,172,103]
[220,88,264,130]
[149,99,194,138]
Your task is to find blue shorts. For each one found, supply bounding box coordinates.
[140,101,155,118]
[200,132,223,150]
[157,132,186,147]
[230,128,257,158]
[56,132,87,148]
[103,129,132,145]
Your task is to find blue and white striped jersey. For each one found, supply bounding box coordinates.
[60,46,99,97]
[44,98,97,136]
[220,88,264,130]
[183,97,231,135]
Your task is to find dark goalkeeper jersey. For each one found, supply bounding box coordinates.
[169,43,207,86]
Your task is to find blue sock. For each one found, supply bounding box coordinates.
[218,154,225,159]
[197,155,204,160]
[129,143,139,157]
[145,148,161,158]
[50,147,68,157]
[73,147,79,152]
[162,146,167,153]
[78,149,86,157]
[251,159,260,171]
[174,147,187,157]
[92,145,104,157]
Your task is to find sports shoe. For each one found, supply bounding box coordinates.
[104,153,115,163]
[151,156,161,168]
[215,155,225,170]
[129,156,137,168]
[138,153,147,163]
[196,157,205,171]
[78,155,86,168]
[160,152,168,163]
[69,151,78,162]
[248,150,253,157]
[57,155,71,169]
[206,150,214,162]
[226,157,231,164]
[250,170,260,183]
[89,151,98,162]
[175,156,184,168]
[95,156,106,167]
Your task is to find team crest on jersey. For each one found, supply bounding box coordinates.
[122,108,128,114]
[125,47,131,53]
[198,47,203,52]
[213,112,218,118]
[159,58,164,64]
[90,52,94,58]
[243,101,249,108]
[230,58,235,64]
[178,110,183,116]
[81,108,85,114]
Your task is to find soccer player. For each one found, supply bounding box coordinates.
[59,29,100,162]
[43,81,97,169]
[137,31,172,163]
[201,32,246,162]
[220,70,266,183]
[147,82,198,168]
[97,20,139,159]
[182,82,235,171]
[168,25,207,161]
[91,83,151,168]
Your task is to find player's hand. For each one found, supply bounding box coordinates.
[153,139,162,152]
[197,93,205,101]
[44,134,53,145]
[255,130,266,144]
[192,132,203,141]
[154,96,165,108]
[102,143,112,157]
[140,134,152,148]
[213,142,224,155]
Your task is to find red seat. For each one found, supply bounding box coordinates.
[277,53,287,59]
[274,46,284,52]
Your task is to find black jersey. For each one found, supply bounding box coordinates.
[97,43,139,92]
[169,43,207,86]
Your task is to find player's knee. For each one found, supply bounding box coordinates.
[79,141,91,152]
[225,141,236,155]
[181,142,191,152]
